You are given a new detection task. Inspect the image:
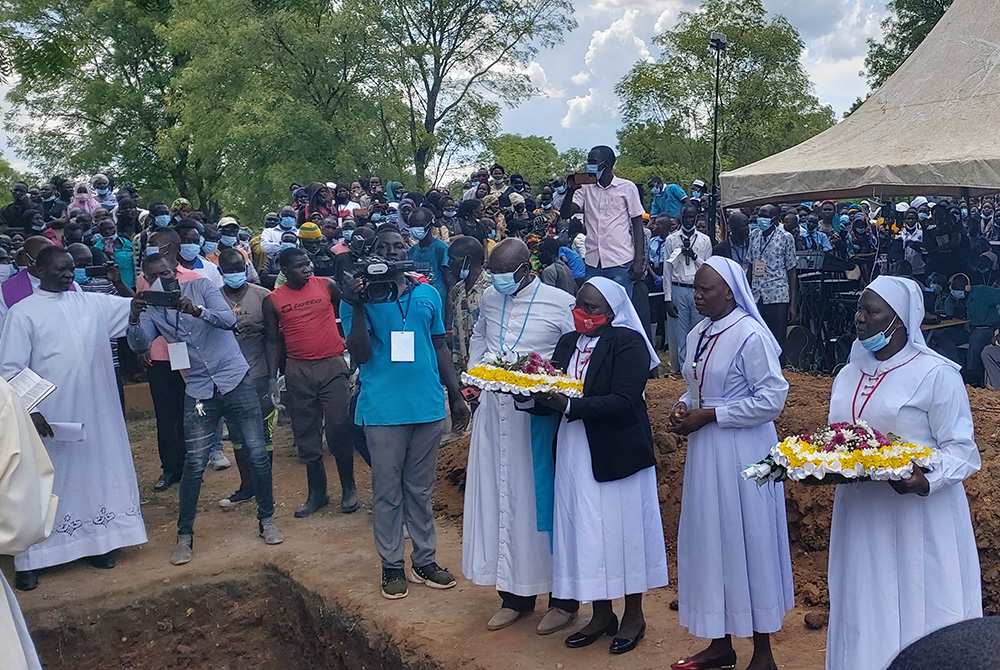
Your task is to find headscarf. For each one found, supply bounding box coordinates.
[386,181,403,203]
[72,182,100,214]
[483,194,500,210]
[508,192,525,208]
[172,197,191,212]
[584,276,659,370]
[853,275,959,369]
[704,256,782,360]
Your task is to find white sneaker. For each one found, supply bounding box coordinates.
[209,450,231,470]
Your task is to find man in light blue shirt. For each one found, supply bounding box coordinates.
[127,254,281,565]
[648,176,687,218]
[342,227,469,600]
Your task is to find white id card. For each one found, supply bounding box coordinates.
[167,342,191,370]
[390,331,415,362]
[753,260,766,279]
[688,382,701,410]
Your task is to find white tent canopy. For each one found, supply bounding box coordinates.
[721,0,1000,208]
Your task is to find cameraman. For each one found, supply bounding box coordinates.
[127,253,282,566]
[340,227,470,600]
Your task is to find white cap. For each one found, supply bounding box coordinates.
[910,196,928,209]
[693,179,706,188]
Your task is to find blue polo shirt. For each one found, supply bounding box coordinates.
[340,281,447,426]
[407,238,450,306]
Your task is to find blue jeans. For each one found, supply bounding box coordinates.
[178,375,274,536]
[669,285,697,366]
[584,262,634,298]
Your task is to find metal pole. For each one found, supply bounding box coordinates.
[708,43,722,242]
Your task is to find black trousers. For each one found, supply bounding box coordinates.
[147,360,187,477]
[757,301,789,366]
[499,590,579,613]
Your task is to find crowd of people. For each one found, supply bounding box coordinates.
[0,146,992,670]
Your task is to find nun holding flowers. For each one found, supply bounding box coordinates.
[825,275,980,670]
[669,256,793,670]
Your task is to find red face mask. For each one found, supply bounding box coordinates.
[573,307,607,334]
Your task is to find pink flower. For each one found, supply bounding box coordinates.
[523,363,539,374]
[831,432,847,446]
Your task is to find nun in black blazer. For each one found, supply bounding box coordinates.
[523,277,667,656]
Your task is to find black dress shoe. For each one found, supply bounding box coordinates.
[565,615,618,648]
[609,622,645,654]
[83,551,117,569]
[153,472,179,491]
[15,570,38,591]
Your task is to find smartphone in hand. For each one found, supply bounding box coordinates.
[572,172,598,186]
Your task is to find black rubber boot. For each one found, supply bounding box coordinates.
[294,461,330,518]
[335,454,359,513]
[232,445,255,497]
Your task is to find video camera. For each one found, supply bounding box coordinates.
[347,233,414,303]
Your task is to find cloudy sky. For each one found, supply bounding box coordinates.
[503,0,887,153]
[0,0,888,173]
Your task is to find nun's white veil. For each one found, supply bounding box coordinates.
[703,256,782,360]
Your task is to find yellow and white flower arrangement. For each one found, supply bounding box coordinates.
[461,353,584,398]
[740,420,940,485]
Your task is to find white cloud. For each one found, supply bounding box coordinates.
[518,61,565,98]
[561,9,653,129]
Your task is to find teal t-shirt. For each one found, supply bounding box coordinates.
[340,281,447,426]
[406,237,450,306]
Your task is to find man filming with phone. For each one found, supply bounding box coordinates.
[559,145,646,297]
[127,253,282,567]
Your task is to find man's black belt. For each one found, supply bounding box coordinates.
[672,282,695,289]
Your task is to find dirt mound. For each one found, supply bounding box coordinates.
[435,371,1000,614]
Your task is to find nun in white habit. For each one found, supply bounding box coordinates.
[669,256,793,670]
[825,276,981,670]
[522,277,668,655]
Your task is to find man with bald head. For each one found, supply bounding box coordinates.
[0,246,146,590]
[462,238,579,634]
[137,228,205,491]
[0,236,79,332]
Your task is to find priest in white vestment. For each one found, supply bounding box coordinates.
[826,276,981,670]
[0,246,147,590]
[0,376,58,670]
[461,239,577,634]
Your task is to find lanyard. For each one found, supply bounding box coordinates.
[757,228,777,258]
[498,280,540,355]
[395,282,414,330]
[691,315,749,395]
[572,337,599,380]
[850,353,919,422]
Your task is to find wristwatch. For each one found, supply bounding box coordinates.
[196,305,206,319]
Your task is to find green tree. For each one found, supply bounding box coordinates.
[864,0,953,90]
[615,0,834,175]
[369,0,577,184]
[0,0,221,213]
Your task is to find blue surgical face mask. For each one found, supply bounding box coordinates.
[370,213,383,223]
[556,185,566,194]
[542,203,553,210]
[918,212,929,220]
[488,230,496,240]
[756,217,771,230]
[951,289,966,300]
[492,265,523,295]
[224,271,248,289]
[859,316,898,352]
[42,195,56,202]
[31,222,44,232]
[650,186,662,195]
[962,208,969,218]
[459,267,470,280]
[96,187,110,196]
[74,268,89,283]
[342,229,354,242]
[202,240,219,254]
[154,214,171,227]
[179,243,201,261]
[585,163,604,181]
[387,213,398,223]
[145,245,159,257]
[280,216,296,229]
[280,242,297,251]
[220,235,238,247]
[443,210,457,218]
[409,226,428,241]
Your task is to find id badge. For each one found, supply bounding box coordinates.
[753,260,766,279]
[390,331,415,362]
[167,342,191,371]
[688,381,701,410]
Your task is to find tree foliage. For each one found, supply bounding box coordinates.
[0,0,575,221]
[615,0,835,184]
[864,0,953,90]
